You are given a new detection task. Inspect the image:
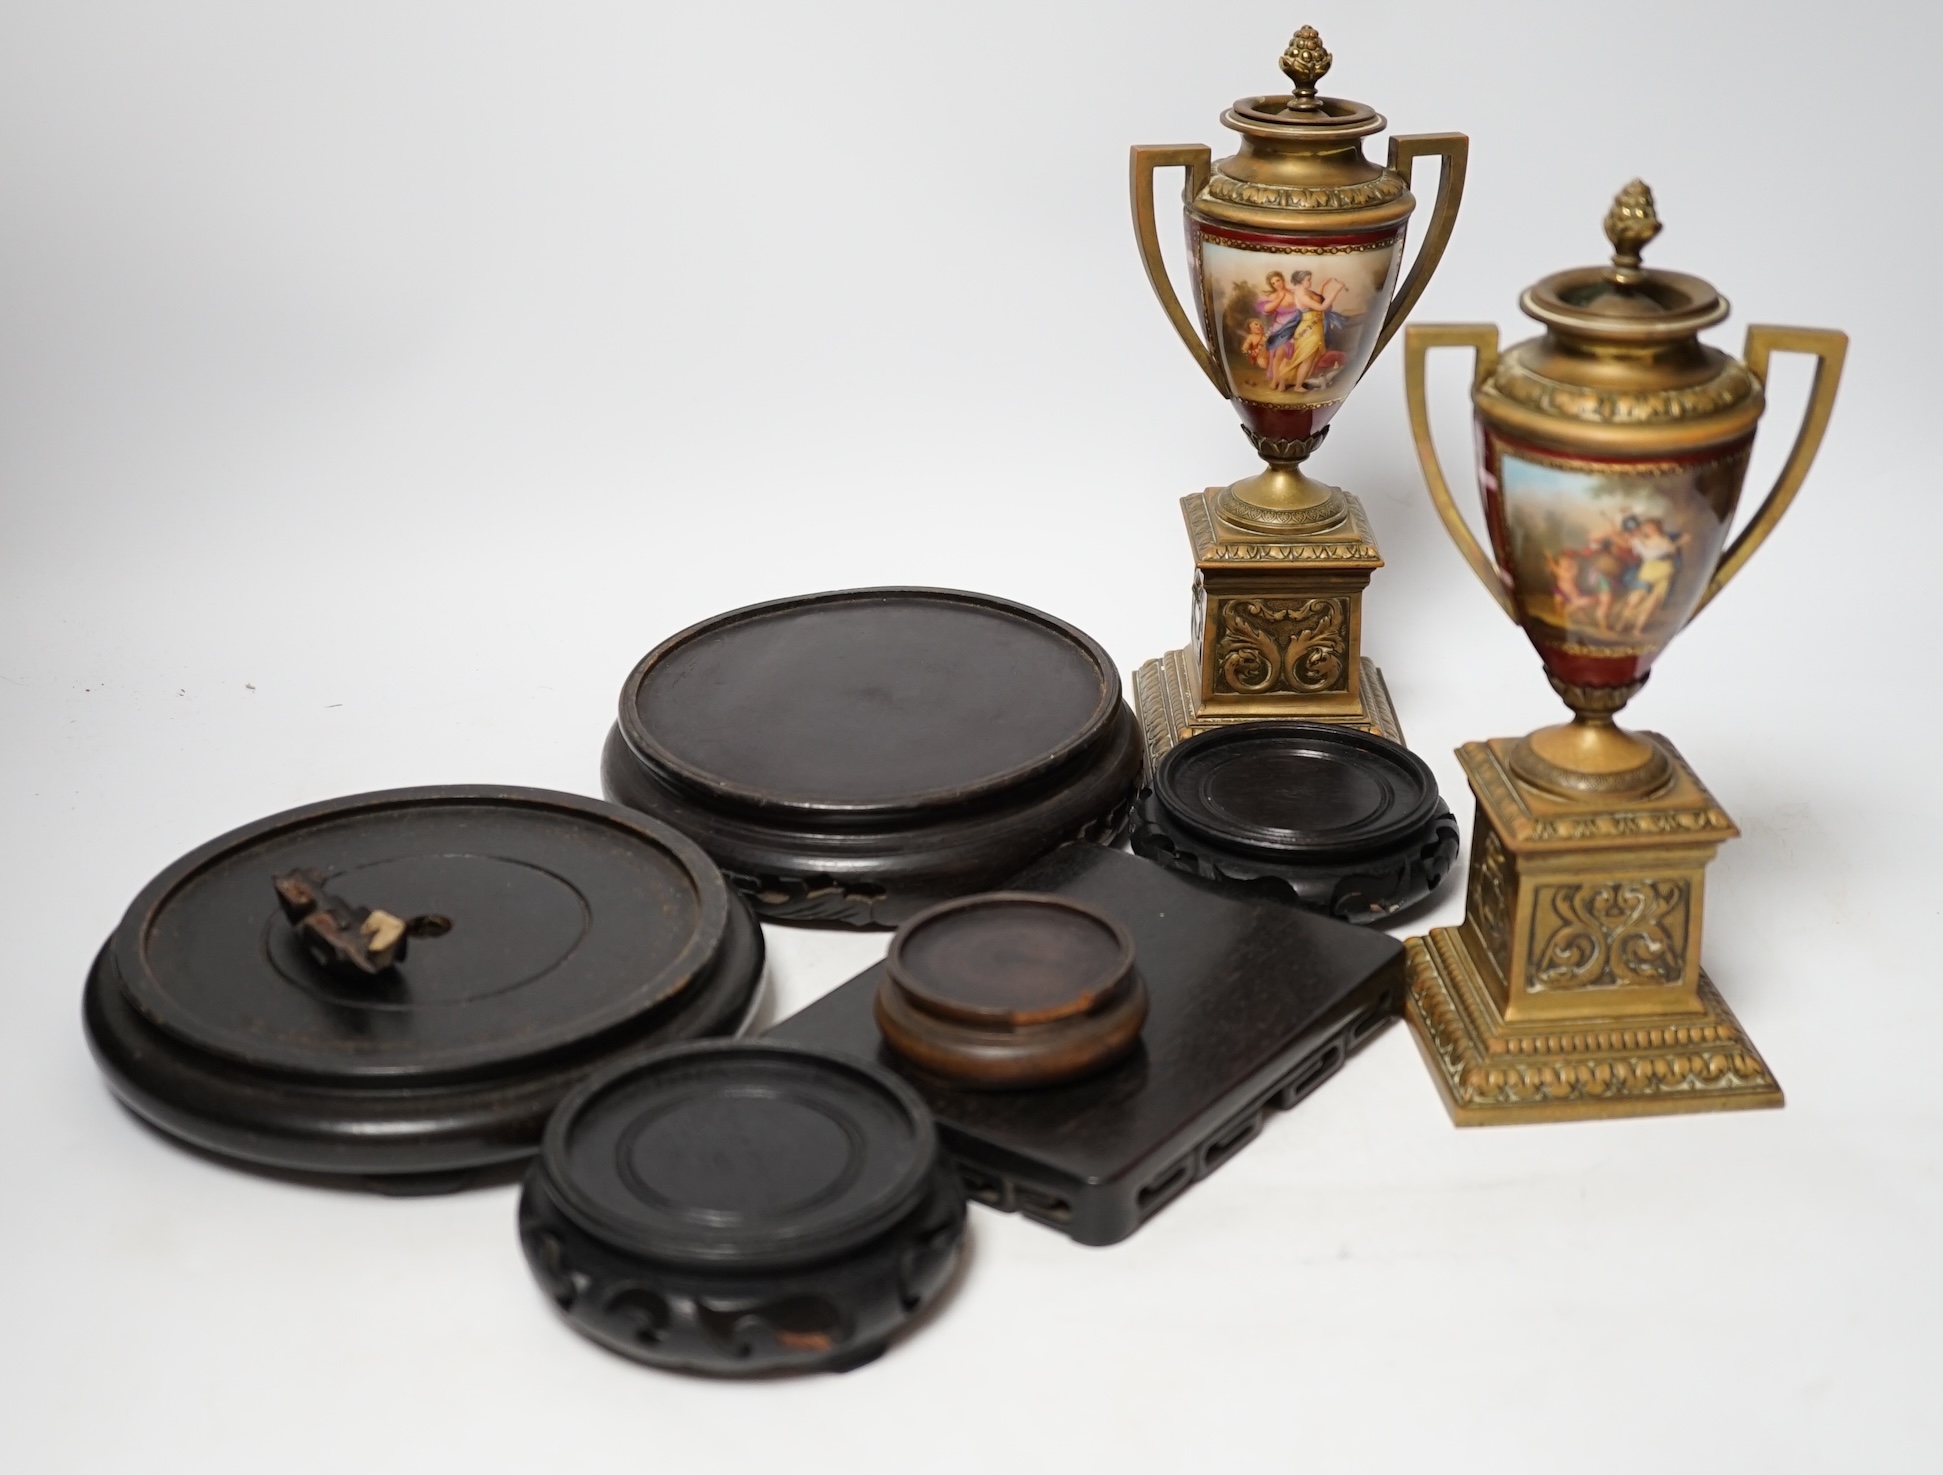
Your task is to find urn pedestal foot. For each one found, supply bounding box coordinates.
[1135,486,1401,770]
[1134,647,1403,769]
[1404,927,1783,1125]
[1401,735,1782,1127]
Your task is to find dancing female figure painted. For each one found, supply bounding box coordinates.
[1254,269,1348,394]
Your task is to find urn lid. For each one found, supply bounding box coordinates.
[1479,181,1762,444]
[1199,26,1413,227]
[1225,25,1383,136]
[1520,181,1729,345]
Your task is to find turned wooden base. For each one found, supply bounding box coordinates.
[604,589,1142,927]
[1405,926,1783,1126]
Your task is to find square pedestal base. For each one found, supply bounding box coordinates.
[1134,645,1403,769]
[1405,926,1784,1126]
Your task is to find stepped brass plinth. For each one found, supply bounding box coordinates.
[1404,737,1781,1126]
[1133,488,1401,764]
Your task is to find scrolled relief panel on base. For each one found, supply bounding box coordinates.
[1211,597,1350,696]
[1464,821,1512,977]
[1526,876,1691,993]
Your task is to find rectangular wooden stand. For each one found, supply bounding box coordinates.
[771,845,1405,1245]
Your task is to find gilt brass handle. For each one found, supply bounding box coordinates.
[1687,325,1848,621]
[1403,322,1518,621]
[1130,144,1223,395]
[1370,134,1469,367]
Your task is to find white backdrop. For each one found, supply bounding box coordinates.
[3,1,1938,1468]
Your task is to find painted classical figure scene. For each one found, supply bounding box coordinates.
[1241,269,1347,392]
[1549,511,1683,637]
[1492,450,1746,650]
[1201,237,1401,404]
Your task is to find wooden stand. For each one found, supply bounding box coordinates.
[1131,722,1458,924]
[84,787,765,1184]
[875,894,1148,1090]
[604,589,1141,927]
[1133,488,1403,768]
[520,1042,964,1375]
[1404,735,1783,1125]
[773,844,1405,1246]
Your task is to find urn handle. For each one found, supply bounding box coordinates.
[1687,324,1848,621]
[1403,322,1519,621]
[1129,145,1224,395]
[1370,134,1470,367]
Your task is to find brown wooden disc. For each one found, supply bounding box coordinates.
[874,893,1145,1090]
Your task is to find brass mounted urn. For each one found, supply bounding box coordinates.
[1399,182,1847,1125]
[1130,25,1467,762]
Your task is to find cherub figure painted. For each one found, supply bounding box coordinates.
[1239,317,1268,371]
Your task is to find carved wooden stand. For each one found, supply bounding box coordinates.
[1404,734,1782,1125]
[1133,488,1403,768]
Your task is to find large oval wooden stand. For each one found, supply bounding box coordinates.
[84,787,764,1187]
